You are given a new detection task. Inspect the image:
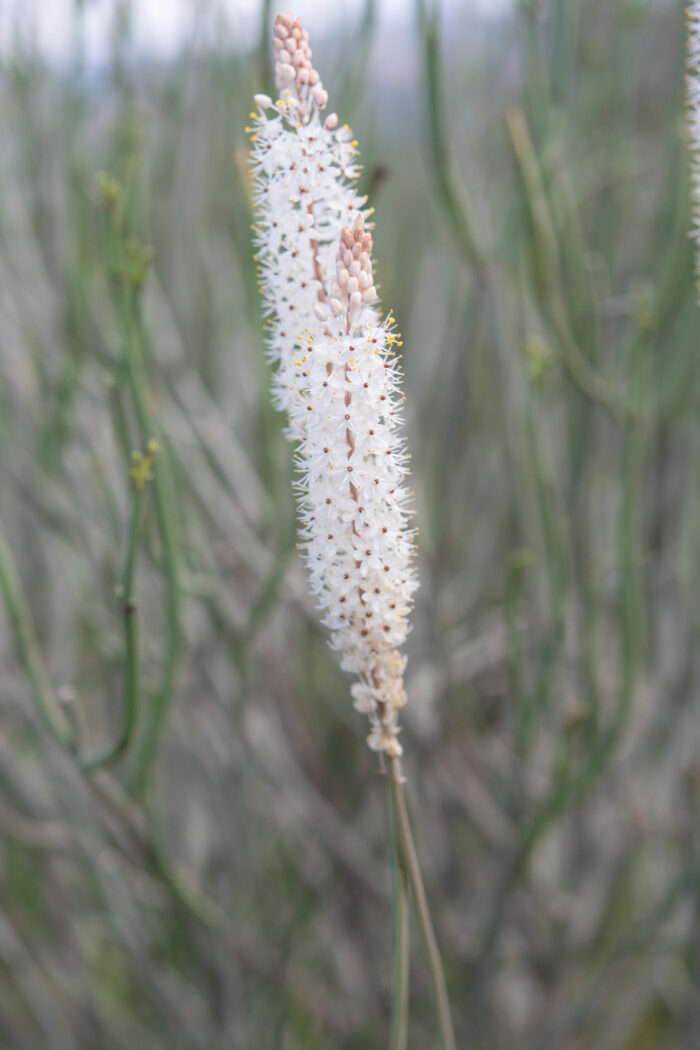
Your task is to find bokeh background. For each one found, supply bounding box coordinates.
[0,0,698,1047]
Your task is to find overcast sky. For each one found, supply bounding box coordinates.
[0,0,514,63]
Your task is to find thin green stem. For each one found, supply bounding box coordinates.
[97,189,182,794]
[388,779,410,1050]
[505,106,647,422]
[119,293,182,796]
[257,0,274,93]
[479,341,645,961]
[79,486,145,770]
[0,522,74,750]
[416,0,487,278]
[339,0,376,119]
[389,756,456,1050]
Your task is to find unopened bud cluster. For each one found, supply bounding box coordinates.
[273,13,328,115]
[330,220,377,325]
[249,13,417,757]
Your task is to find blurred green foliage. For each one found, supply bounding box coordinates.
[0,1,699,1047]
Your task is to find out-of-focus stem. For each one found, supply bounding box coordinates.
[480,338,644,961]
[97,184,182,794]
[505,105,646,421]
[339,0,376,118]
[122,294,181,796]
[257,0,274,92]
[0,523,74,750]
[79,486,145,770]
[389,755,456,1050]
[416,0,487,278]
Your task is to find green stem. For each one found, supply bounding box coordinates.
[0,522,74,750]
[516,372,566,750]
[480,346,644,961]
[389,756,456,1050]
[388,779,410,1050]
[118,292,181,796]
[416,0,487,277]
[257,0,274,92]
[505,106,645,422]
[79,486,145,770]
[339,0,377,119]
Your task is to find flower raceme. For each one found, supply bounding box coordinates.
[249,12,417,757]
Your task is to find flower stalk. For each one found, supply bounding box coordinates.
[389,781,410,1050]
[389,757,457,1050]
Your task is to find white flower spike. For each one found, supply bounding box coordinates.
[250,14,417,758]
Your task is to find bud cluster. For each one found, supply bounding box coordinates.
[273,13,328,117]
[330,220,378,329]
